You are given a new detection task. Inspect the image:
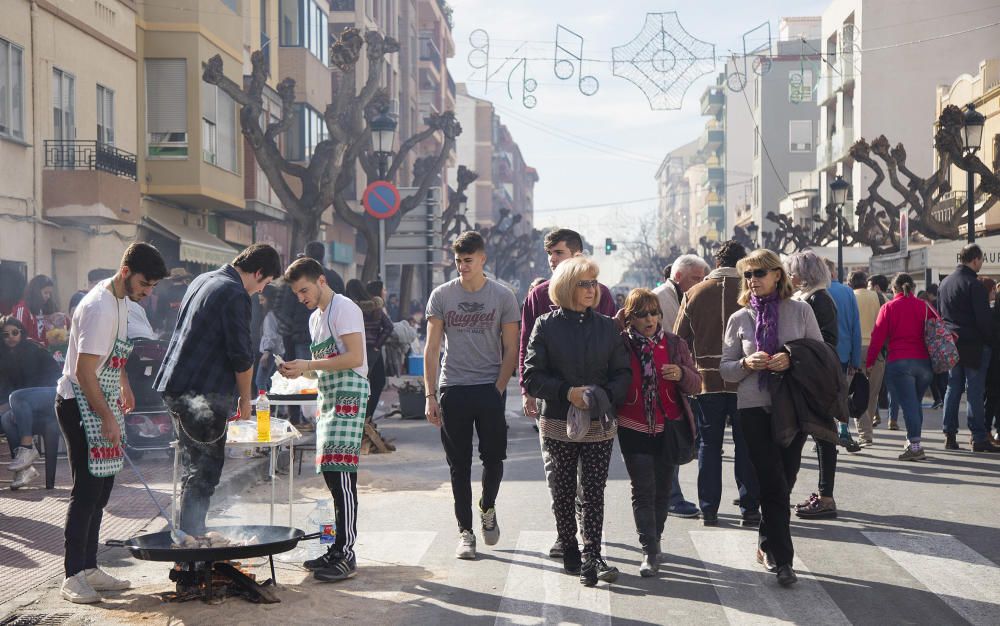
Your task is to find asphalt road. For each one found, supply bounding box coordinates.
[7,391,1000,625]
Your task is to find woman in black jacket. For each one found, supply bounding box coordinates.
[345,280,394,421]
[523,256,632,587]
[0,315,62,489]
[787,251,842,520]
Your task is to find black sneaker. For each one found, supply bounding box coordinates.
[549,539,565,558]
[595,556,619,583]
[303,546,342,571]
[562,543,581,574]
[741,511,761,528]
[702,512,719,526]
[580,555,598,587]
[945,434,963,450]
[313,555,357,582]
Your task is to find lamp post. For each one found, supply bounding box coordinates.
[830,174,851,283]
[962,102,986,243]
[746,221,759,248]
[369,110,398,280]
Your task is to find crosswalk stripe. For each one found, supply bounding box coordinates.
[863,531,1000,625]
[494,531,611,626]
[355,531,437,567]
[690,530,851,625]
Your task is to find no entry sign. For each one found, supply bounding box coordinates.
[363,181,401,220]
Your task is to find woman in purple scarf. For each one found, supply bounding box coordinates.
[720,249,823,588]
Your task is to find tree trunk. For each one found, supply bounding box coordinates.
[359,225,380,281]
[289,205,322,259]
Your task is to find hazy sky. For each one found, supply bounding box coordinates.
[448,0,831,283]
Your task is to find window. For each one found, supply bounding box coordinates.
[0,38,24,140]
[201,81,237,172]
[146,59,188,157]
[789,120,813,152]
[97,85,114,145]
[330,0,355,9]
[789,69,814,104]
[279,0,328,65]
[285,103,327,161]
[221,0,238,12]
[53,68,75,142]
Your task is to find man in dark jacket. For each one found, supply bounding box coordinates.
[675,240,760,527]
[938,244,998,452]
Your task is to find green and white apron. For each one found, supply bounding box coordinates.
[312,310,369,473]
[70,304,132,477]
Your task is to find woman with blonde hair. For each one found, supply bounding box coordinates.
[720,249,823,587]
[523,256,632,587]
[617,288,700,576]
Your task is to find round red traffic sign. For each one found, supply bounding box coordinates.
[363,181,401,220]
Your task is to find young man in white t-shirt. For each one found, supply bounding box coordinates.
[280,257,368,582]
[56,242,167,604]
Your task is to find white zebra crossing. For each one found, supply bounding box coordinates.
[494,531,612,626]
[863,531,1000,626]
[689,530,851,625]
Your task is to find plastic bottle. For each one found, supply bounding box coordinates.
[306,499,337,550]
[256,390,271,442]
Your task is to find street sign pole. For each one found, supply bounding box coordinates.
[379,219,386,281]
[362,180,402,282]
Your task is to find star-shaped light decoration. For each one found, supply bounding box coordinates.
[612,12,716,110]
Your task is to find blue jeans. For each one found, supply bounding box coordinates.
[692,393,759,515]
[942,347,991,443]
[1,387,57,454]
[884,359,933,444]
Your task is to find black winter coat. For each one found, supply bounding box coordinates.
[523,308,632,422]
[804,289,839,349]
[768,337,843,446]
[938,265,993,367]
[0,340,61,402]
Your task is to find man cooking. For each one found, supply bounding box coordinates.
[155,244,282,536]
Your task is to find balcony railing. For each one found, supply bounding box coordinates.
[44,140,137,181]
[446,71,456,100]
[419,36,441,67]
[832,126,854,161]
[932,191,966,224]
[701,87,724,116]
[816,71,834,105]
[816,140,832,170]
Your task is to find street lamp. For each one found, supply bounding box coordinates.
[830,174,851,283]
[370,111,398,180]
[746,221,759,248]
[962,102,986,243]
[369,110,398,281]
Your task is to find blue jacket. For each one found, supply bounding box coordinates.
[828,281,862,368]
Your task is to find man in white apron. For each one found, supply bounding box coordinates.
[280,257,368,582]
[55,242,167,604]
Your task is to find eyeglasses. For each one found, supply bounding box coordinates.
[743,268,774,279]
[632,310,660,319]
[576,280,599,289]
[2,329,21,338]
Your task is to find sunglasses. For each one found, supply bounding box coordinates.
[576,280,599,289]
[632,310,660,319]
[2,329,21,338]
[743,268,775,279]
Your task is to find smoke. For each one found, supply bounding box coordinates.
[180,393,223,424]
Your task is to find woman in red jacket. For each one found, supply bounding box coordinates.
[618,288,701,576]
[11,275,57,346]
[867,273,935,461]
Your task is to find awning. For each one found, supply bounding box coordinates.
[144,216,237,267]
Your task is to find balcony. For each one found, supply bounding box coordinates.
[701,87,724,116]
[832,54,856,93]
[832,126,854,161]
[42,140,139,225]
[707,166,725,186]
[816,71,834,106]
[932,191,966,224]
[419,36,442,68]
[446,71,456,101]
[699,129,724,154]
[816,140,833,170]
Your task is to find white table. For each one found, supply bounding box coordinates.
[170,427,299,529]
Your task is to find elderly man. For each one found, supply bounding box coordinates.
[652,254,709,519]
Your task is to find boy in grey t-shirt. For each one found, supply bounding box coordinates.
[424,231,520,560]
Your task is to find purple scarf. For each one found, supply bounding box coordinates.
[749,292,780,389]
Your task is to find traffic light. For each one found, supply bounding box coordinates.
[604,237,617,255]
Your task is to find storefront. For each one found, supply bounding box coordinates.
[869,234,1000,289]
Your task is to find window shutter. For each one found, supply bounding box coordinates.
[789,120,813,152]
[146,59,187,134]
[201,80,217,125]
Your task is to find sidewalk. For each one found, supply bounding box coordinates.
[0,434,281,610]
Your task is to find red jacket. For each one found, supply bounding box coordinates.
[618,330,701,437]
[866,293,938,368]
[11,300,44,346]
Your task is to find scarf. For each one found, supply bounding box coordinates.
[627,325,667,433]
[749,292,781,390]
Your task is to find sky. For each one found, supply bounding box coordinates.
[448,0,831,284]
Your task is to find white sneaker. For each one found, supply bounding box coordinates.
[10,466,39,490]
[455,530,476,560]
[85,566,131,591]
[480,504,500,546]
[61,571,101,604]
[9,445,39,472]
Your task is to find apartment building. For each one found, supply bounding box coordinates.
[654,140,698,253]
[0,0,141,311]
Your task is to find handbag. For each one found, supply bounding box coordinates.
[924,304,959,374]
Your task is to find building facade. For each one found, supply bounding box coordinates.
[654,139,698,254]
